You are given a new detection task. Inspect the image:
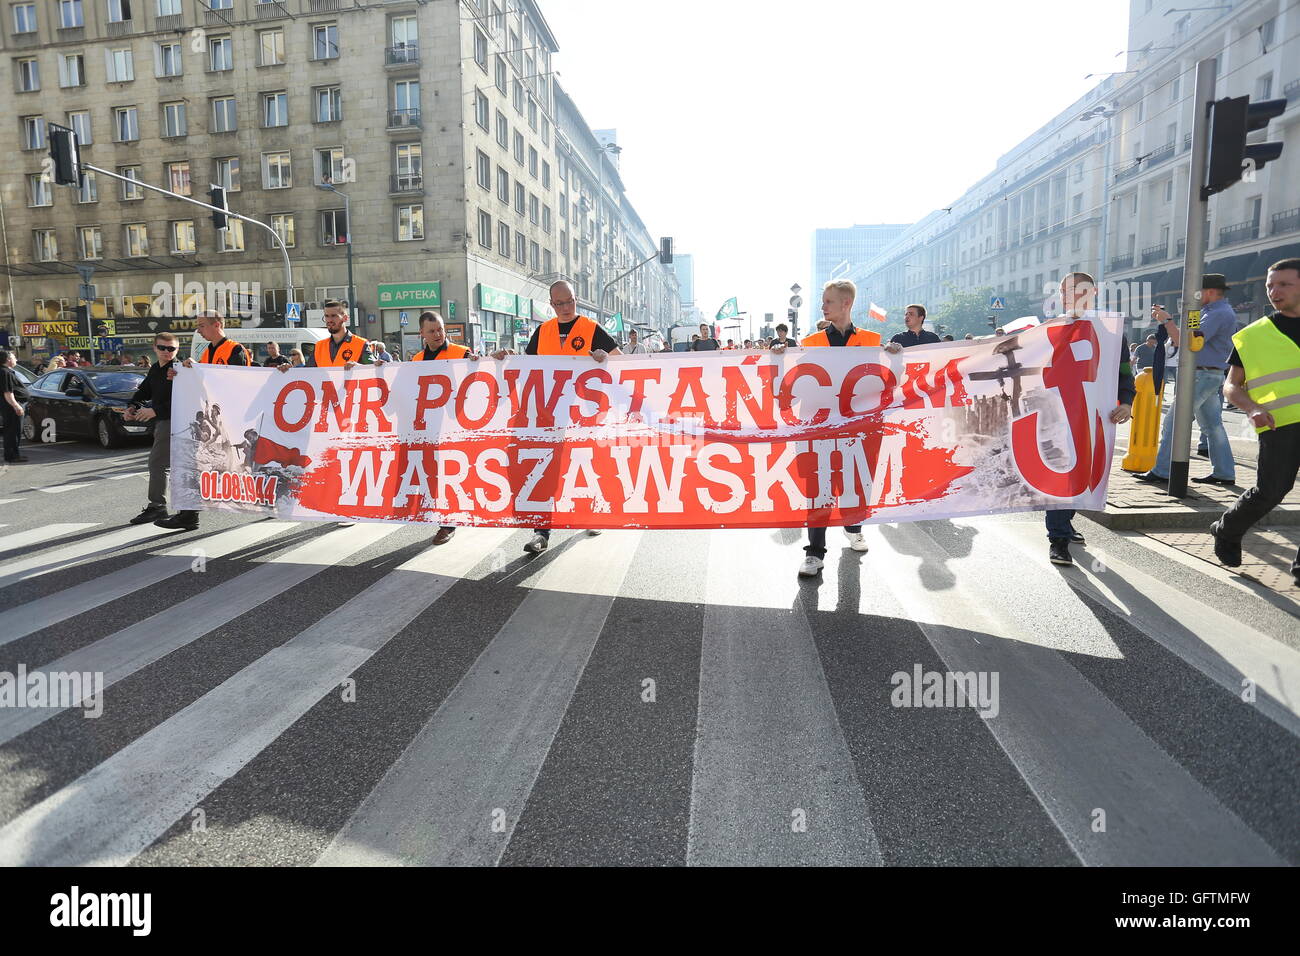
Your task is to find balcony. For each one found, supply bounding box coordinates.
[106,19,134,37]
[1115,160,1144,183]
[1272,207,1300,236]
[385,44,420,67]
[390,173,424,193]
[309,0,341,9]
[1140,242,1168,265]
[155,13,183,29]
[387,108,422,129]
[255,2,289,19]
[1218,220,1259,247]
[1146,141,1175,169]
[1110,253,1134,271]
[204,10,232,25]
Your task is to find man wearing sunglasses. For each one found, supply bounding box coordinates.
[123,332,182,526]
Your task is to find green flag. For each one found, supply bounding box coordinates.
[602,311,623,334]
[715,297,739,321]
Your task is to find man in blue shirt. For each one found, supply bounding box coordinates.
[884,304,941,352]
[1135,274,1238,485]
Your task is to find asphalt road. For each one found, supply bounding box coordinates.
[0,438,1296,866]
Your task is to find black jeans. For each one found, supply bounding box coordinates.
[804,525,862,558]
[1218,422,1300,570]
[2,406,21,461]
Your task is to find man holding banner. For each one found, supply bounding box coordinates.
[413,310,476,545]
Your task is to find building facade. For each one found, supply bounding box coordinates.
[809,223,906,323]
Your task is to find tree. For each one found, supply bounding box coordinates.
[929,284,1043,338]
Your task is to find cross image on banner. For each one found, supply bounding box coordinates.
[169,314,1124,528]
[716,297,739,321]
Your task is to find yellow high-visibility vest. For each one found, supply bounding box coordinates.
[1232,316,1300,432]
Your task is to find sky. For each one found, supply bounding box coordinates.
[540,0,1132,334]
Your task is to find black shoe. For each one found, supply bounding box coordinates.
[1195,447,1208,458]
[1133,471,1166,483]
[1049,540,1073,566]
[129,504,167,525]
[432,526,456,545]
[154,511,198,531]
[1069,530,1085,544]
[1209,521,1242,568]
[1191,475,1235,485]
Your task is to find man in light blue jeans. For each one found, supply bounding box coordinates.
[1136,274,1238,486]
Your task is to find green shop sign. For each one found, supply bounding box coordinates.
[516,296,533,319]
[378,282,441,309]
[478,284,517,314]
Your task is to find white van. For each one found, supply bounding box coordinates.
[187,327,330,365]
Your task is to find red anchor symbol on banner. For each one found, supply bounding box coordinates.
[1010,320,1108,497]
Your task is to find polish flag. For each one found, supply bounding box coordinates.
[868,302,888,323]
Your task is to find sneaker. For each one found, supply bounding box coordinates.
[1209,521,1242,568]
[798,555,824,577]
[336,521,356,527]
[524,532,548,554]
[154,510,198,531]
[846,531,869,552]
[1048,540,1073,566]
[586,529,602,536]
[432,526,456,545]
[1069,530,1085,544]
[129,504,167,525]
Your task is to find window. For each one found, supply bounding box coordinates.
[167,161,191,196]
[527,96,537,131]
[541,116,549,147]
[512,79,522,114]
[1164,179,1173,203]
[394,143,421,187]
[18,58,40,91]
[515,231,526,265]
[124,223,148,257]
[392,79,419,118]
[78,226,103,260]
[271,213,295,248]
[542,204,551,234]
[59,0,83,27]
[119,165,142,199]
[28,174,52,207]
[528,193,539,224]
[220,220,245,252]
[106,0,130,22]
[315,146,344,185]
[543,249,552,274]
[495,56,507,93]
[497,167,509,202]
[321,208,348,245]
[476,150,491,189]
[13,3,35,33]
[477,209,492,248]
[259,29,285,66]
[475,89,489,130]
[315,85,342,122]
[498,221,510,257]
[528,146,538,178]
[156,41,182,77]
[210,0,230,9]
[529,241,539,272]
[212,96,237,133]
[162,101,187,137]
[1255,73,1273,101]
[496,111,508,148]
[171,220,195,253]
[34,230,58,261]
[1071,231,1082,252]
[263,151,291,188]
[59,54,86,88]
[513,131,524,164]
[209,36,232,72]
[390,14,416,47]
[397,203,423,241]
[77,169,98,203]
[106,48,133,82]
[514,182,525,214]
[113,107,139,142]
[1260,16,1276,49]
[215,156,240,191]
[313,24,339,60]
[541,161,550,188]
[21,115,45,150]
[157,0,179,15]
[262,91,288,127]
[474,28,487,70]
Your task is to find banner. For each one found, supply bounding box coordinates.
[170,314,1124,529]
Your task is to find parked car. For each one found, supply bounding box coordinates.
[22,366,153,448]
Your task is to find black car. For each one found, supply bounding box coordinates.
[22,366,154,448]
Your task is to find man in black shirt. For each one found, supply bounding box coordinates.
[692,323,720,351]
[124,332,180,524]
[263,341,291,368]
[885,303,941,352]
[1,349,30,463]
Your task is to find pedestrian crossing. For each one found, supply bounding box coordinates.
[0,510,1295,866]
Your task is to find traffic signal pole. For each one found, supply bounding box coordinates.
[1167,57,1216,499]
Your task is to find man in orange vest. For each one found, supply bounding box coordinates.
[414,310,479,545]
[495,279,621,553]
[309,299,381,369]
[773,279,875,575]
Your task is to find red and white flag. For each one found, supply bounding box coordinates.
[868,302,888,323]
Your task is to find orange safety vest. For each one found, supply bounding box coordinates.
[314,334,367,367]
[537,315,598,356]
[413,341,470,361]
[801,326,881,348]
[199,338,242,364]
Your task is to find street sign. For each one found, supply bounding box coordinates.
[367,312,376,324]
[22,323,42,336]
[448,300,456,320]
[75,263,96,284]
[790,295,803,309]
[78,284,96,301]
[399,311,409,327]
[990,296,1006,311]
[285,302,302,322]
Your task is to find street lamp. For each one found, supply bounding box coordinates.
[593,142,621,326]
[316,182,357,331]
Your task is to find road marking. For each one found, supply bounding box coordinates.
[105,472,147,481]
[0,526,513,865]
[36,483,92,494]
[872,520,1284,866]
[0,499,22,506]
[0,525,168,590]
[319,530,643,866]
[686,528,882,866]
[0,524,97,555]
[0,522,295,649]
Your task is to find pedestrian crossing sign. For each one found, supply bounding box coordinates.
[285,302,302,322]
[990,296,1006,311]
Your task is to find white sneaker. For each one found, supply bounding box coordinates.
[336,521,356,528]
[846,531,869,552]
[586,529,602,536]
[798,555,824,577]
[524,532,548,553]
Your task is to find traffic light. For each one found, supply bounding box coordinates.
[209,185,228,230]
[1204,95,1287,198]
[659,237,673,264]
[988,316,997,329]
[47,124,80,186]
